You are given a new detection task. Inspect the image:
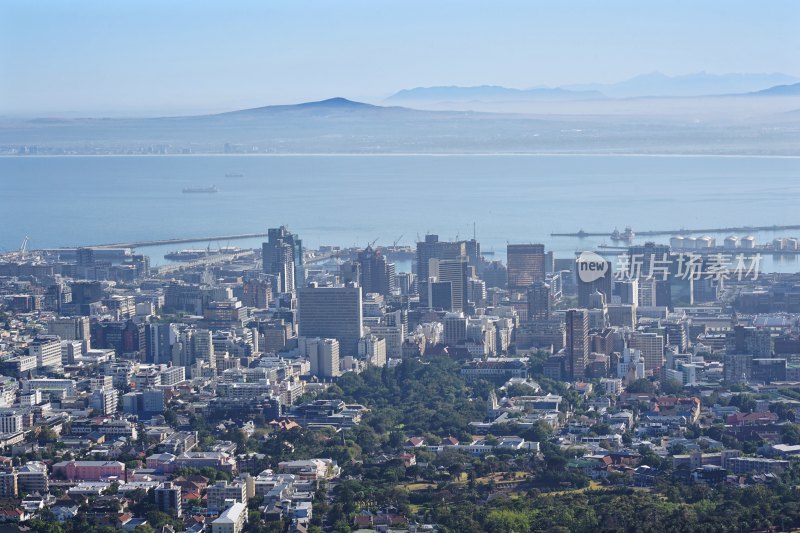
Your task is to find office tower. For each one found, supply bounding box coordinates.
[415,234,468,281]
[429,257,469,312]
[577,259,613,308]
[91,319,145,359]
[419,279,453,310]
[69,280,104,316]
[358,245,396,296]
[297,283,363,355]
[725,326,773,357]
[359,335,387,367]
[443,312,468,346]
[29,336,62,369]
[47,316,90,343]
[507,244,545,292]
[307,338,341,378]
[76,247,95,267]
[527,281,551,322]
[339,261,360,285]
[628,242,672,308]
[629,331,665,371]
[262,226,304,293]
[155,482,183,517]
[145,323,175,364]
[482,260,508,289]
[468,278,487,307]
[395,272,414,296]
[565,309,589,380]
[614,280,639,305]
[242,278,272,309]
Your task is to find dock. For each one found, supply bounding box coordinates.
[71,233,271,249]
[553,224,800,239]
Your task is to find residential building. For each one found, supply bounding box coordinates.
[155,481,182,517]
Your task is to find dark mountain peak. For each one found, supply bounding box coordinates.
[217,97,384,117]
[295,97,377,109]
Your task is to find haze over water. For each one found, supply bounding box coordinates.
[3,154,800,271]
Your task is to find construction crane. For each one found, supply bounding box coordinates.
[393,234,404,247]
[368,237,379,249]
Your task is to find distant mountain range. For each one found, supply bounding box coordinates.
[388,86,604,103]
[1,93,799,156]
[749,82,800,97]
[387,72,800,103]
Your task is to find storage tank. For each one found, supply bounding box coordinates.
[741,235,755,249]
[724,236,739,249]
[697,235,715,248]
[670,236,685,250]
[685,236,698,249]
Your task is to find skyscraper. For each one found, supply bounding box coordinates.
[430,258,469,312]
[629,331,665,371]
[415,234,467,281]
[507,244,545,292]
[527,281,551,322]
[628,242,672,308]
[357,245,396,296]
[297,283,364,355]
[262,226,304,293]
[307,338,341,378]
[565,309,589,380]
[577,259,613,308]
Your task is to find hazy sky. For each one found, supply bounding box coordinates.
[2,0,798,116]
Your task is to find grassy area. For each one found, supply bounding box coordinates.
[544,480,605,496]
[404,483,437,491]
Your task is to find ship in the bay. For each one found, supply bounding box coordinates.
[182,185,218,193]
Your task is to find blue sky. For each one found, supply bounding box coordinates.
[1,0,798,116]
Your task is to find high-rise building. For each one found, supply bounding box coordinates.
[577,259,613,308]
[527,281,551,322]
[443,313,468,346]
[48,317,90,343]
[262,226,304,293]
[155,481,182,517]
[565,309,589,380]
[614,280,639,305]
[307,338,341,378]
[430,258,469,312]
[357,246,396,296]
[415,234,468,282]
[725,325,773,357]
[507,244,545,292]
[145,323,174,365]
[628,242,672,308]
[28,336,62,370]
[297,284,363,355]
[630,331,665,371]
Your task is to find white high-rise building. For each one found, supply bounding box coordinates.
[306,338,341,379]
[29,337,62,370]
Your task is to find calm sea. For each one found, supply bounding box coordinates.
[2,154,800,272]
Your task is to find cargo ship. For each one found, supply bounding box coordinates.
[182,185,218,193]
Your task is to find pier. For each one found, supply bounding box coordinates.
[552,224,800,239]
[85,232,271,249]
